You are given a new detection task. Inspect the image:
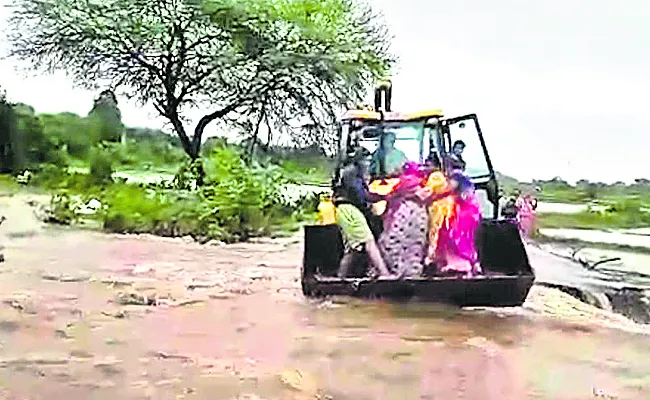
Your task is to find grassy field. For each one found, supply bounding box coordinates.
[538,210,650,230]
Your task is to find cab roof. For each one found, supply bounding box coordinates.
[340,109,444,122]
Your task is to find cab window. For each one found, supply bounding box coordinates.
[369,121,425,176]
[348,120,429,177]
[446,118,490,178]
[385,122,424,164]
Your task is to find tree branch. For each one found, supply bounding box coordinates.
[191,100,248,157]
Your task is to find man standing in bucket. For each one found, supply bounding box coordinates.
[333,148,391,278]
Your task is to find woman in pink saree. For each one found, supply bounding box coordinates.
[433,173,482,277]
[516,193,537,239]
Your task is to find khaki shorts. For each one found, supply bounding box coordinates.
[335,204,373,252]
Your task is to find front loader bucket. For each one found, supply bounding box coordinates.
[301,220,534,306]
[475,219,533,276]
[303,224,343,279]
[302,224,343,296]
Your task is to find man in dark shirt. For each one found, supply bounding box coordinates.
[445,140,467,173]
[335,149,384,234]
[333,148,390,278]
[501,189,520,219]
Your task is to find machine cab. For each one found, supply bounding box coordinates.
[334,109,499,219]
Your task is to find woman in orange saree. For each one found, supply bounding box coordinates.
[426,172,482,277]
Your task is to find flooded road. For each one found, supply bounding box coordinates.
[1,196,650,399]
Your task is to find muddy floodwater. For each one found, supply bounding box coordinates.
[1,198,650,399]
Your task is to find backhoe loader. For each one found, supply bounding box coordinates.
[302,82,534,306]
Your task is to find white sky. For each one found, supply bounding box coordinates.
[1,0,649,183]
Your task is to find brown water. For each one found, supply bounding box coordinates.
[1,197,650,399]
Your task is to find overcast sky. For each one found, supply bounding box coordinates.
[1,0,649,183]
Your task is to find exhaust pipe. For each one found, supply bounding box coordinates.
[374,81,392,112]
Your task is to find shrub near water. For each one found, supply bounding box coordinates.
[200,145,296,240]
[96,144,309,242]
[101,184,209,238]
[89,146,114,184]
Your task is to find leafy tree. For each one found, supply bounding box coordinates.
[14,106,55,168]
[88,90,124,143]
[39,112,96,158]
[0,91,62,172]
[0,88,17,173]
[7,0,393,160]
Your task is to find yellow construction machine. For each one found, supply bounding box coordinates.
[302,82,534,306]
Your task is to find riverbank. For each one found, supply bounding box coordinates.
[538,228,650,254]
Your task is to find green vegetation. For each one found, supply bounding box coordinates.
[3,0,394,242]
[500,174,650,205]
[7,0,393,159]
[0,175,21,195]
[538,210,650,230]
[499,175,650,231]
[1,82,326,243]
[24,142,319,242]
[536,178,650,205]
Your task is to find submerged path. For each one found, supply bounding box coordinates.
[1,194,650,399]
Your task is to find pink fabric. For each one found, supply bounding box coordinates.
[383,173,424,229]
[437,189,482,275]
[516,195,536,238]
[379,168,429,277]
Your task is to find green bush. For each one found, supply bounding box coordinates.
[199,144,295,241]
[29,140,316,243]
[30,164,68,188]
[44,192,79,225]
[174,158,205,190]
[606,198,644,213]
[89,146,114,184]
[100,185,209,237]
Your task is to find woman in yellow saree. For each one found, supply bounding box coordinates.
[423,171,455,267]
